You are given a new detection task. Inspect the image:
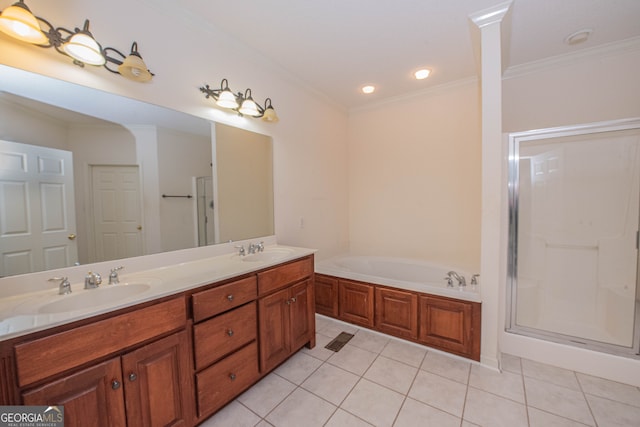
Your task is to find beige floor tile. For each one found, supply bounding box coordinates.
[266,387,336,427]
[327,344,378,376]
[463,387,528,427]
[469,364,525,403]
[577,372,640,407]
[524,376,595,426]
[324,409,374,427]
[349,328,390,353]
[528,407,592,427]
[394,398,461,427]
[301,363,360,405]
[521,358,580,390]
[199,400,261,427]
[586,394,640,427]
[341,379,405,427]
[363,355,418,394]
[408,370,467,416]
[380,339,427,367]
[421,351,470,384]
[319,320,359,339]
[501,353,522,374]
[274,351,323,385]
[255,421,274,427]
[237,373,296,417]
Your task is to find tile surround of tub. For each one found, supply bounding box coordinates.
[200,314,640,427]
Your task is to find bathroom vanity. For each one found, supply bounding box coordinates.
[0,245,315,426]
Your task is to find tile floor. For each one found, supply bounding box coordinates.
[201,315,640,427]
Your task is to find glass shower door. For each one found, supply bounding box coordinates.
[508,120,640,356]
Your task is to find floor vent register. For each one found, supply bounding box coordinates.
[325,332,354,352]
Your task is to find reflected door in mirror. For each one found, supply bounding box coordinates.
[0,140,78,276]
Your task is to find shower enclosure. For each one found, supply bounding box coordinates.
[507,119,640,357]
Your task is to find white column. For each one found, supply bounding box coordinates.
[469,1,512,369]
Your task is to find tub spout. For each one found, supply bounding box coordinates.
[447,271,466,287]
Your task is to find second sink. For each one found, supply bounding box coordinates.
[38,283,152,314]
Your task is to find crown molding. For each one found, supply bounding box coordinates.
[504,36,640,80]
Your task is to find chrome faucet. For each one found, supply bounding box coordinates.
[256,241,264,252]
[109,266,124,285]
[49,277,71,295]
[248,243,258,254]
[235,245,246,256]
[84,271,102,289]
[446,271,466,287]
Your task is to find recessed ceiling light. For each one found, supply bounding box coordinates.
[361,85,375,94]
[564,29,593,46]
[414,69,431,80]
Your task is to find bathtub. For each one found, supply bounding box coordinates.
[315,255,481,302]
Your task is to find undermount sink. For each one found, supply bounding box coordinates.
[241,248,294,263]
[38,283,152,314]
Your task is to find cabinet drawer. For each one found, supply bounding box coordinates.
[192,276,257,322]
[196,342,259,417]
[15,297,186,387]
[257,257,313,296]
[193,302,257,370]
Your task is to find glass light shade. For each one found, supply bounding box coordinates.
[0,2,47,45]
[239,98,260,116]
[216,89,239,109]
[262,107,279,123]
[118,53,152,82]
[63,32,105,65]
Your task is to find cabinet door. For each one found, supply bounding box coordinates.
[22,358,126,427]
[419,296,477,359]
[375,287,418,340]
[289,280,315,351]
[339,279,374,327]
[258,287,291,372]
[314,274,339,317]
[121,330,194,427]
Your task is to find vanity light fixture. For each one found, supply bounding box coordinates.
[0,0,154,82]
[200,79,279,122]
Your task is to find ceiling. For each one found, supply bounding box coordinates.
[174,0,640,111]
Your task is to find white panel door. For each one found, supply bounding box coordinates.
[91,165,143,262]
[0,140,78,276]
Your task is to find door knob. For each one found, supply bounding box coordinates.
[68,233,76,240]
[137,225,142,230]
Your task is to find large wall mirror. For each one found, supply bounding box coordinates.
[0,65,274,277]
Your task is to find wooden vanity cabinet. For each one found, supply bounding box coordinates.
[191,276,260,420]
[339,279,374,328]
[258,257,315,373]
[17,298,194,427]
[314,273,339,317]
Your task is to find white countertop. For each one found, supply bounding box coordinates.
[0,241,315,342]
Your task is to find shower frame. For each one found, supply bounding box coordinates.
[507,118,640,358]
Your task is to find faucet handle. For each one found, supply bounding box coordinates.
[49,277,72,295]
[257,241,264,252]
[471,274,480,285]
[109,266,124,285]
[235,245,246,256]
[443,276,454,287]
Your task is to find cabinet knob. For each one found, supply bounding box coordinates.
[129,372,137,382]
[227,294,234,302]
[291,297,297,303]
[229,373,236,381]
[227,329,234,337]
[285,299,291,305]
[111,380,121,390]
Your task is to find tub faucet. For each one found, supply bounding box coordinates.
[447,271,466,287]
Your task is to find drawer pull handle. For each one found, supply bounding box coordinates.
[285,299,291,305]
[112,380,121,390]
[129,372,137,382]
[227,329,234,337]
[291,297,297,303]
[229,373,236,381]
[227,294,234,301]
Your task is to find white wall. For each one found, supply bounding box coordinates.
[0,0,350,258]
[348,80,481,272]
